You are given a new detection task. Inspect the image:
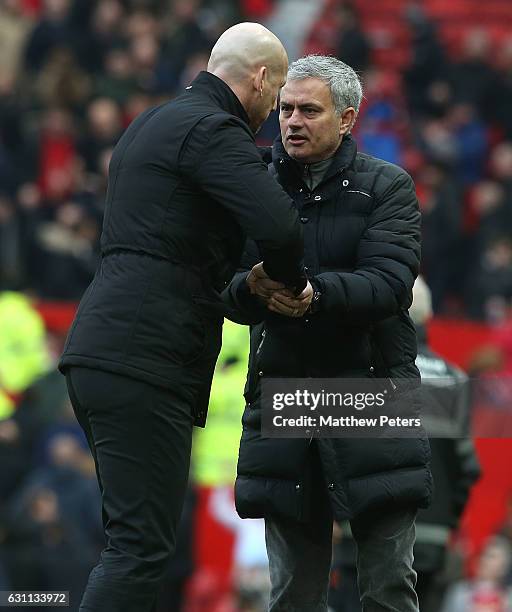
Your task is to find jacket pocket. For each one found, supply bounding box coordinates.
[167,301,208,366]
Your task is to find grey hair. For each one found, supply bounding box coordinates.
[287,55,363,115]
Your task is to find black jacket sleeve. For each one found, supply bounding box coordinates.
[222,239,268,325]
[180,116,306,292]
[312,171,421,322]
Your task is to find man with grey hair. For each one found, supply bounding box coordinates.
[224,55,431,611]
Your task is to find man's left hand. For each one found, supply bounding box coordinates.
[267,282,313,317]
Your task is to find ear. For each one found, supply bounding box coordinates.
[253,66,267,94]
[339,107,357,136]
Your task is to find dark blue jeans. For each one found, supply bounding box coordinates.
[66,367,194,612]
[265,484,418,612]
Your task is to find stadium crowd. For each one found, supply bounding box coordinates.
[1,0,512,610]
[0,0,512,319]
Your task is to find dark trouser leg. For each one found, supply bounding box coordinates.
[265,446,333,612]
[66,367,194,612]
[350,506,418,612]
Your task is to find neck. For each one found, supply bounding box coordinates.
[209,70,251,115]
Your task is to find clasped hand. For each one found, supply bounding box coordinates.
[246,263,313,318]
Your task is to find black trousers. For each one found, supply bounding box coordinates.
[65,367,194,612]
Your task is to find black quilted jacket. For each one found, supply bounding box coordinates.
[59,72,305,426]
[224,134,432,522]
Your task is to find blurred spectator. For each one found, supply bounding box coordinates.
[0,292,50,397]
[129,32,176,94]
[410,277,481,612]
[34,48,91,111]
[328,276,481,612]
[78,98,122,174]
[0,366,69,506]
[419,104,488,186]
[0,77,31,193]
[419,117,458,168]
[80,0,126,74]
[0,417,31,509]
[3,487,94,611]
[448,29,497,116]
[441,536,512,612]
[9,432,102,551]
[302,2,344,58]
[403,5,447,117]
[335,3,370,74]
[160,0,213,87]
[93,44,140,104]
[193,320,249,489]
[448,103,488,185]
[490,142,512,201]
[0,0,32,85]
[357,69,406,165]
[24,0,74,73]
[470,181,512,252]
[27,200,99,299]
[418,161,465,312]
[469,237,512,322]
[37,107,76,202]
[179,51,209,88]
[239,0,273,20]
[494,37,512,139]
[211,487,269,612]
[190,321,256,610]
[0,194,24,289]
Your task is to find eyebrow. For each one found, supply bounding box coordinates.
[280,101,323,111]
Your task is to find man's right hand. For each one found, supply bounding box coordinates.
[246,262,287,302]
[268,281,313,317]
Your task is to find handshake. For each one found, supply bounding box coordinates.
[246,262,314,318]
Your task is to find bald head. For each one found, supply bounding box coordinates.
[208,22,288,132]
[208,22,287,83]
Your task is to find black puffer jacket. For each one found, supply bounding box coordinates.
[225,135,432,521]
[59,72,305,426]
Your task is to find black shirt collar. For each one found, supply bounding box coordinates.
[187,71,250,126]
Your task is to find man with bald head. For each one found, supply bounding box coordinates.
[208,22,289,132]
[59,22,310,612]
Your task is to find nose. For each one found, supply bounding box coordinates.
[288,108,303,128]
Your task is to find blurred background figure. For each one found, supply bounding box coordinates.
[441,536,512,612]
[210,486,269,612]
[328,276,481,612]
[409,276,481,612]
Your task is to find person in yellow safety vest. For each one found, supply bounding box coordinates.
[193,319,250,487]
[0,292,51,419]
[0,391,14,420]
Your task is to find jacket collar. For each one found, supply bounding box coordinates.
[187,71,250,126]
[272,133,358,188]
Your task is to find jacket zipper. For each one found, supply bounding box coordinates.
[256,329,266,355]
